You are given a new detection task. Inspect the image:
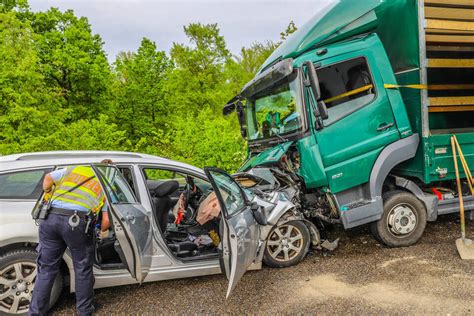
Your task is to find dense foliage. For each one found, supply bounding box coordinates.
[0,1,296,171]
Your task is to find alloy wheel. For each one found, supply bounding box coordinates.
[266,224,304,262]
[0,262,36,314]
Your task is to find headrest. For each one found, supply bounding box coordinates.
[146,180,162,191]
[150,180,179,198]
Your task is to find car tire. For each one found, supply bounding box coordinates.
[0,248,63,315]
[263,220,310,268]
[370,190,427,247]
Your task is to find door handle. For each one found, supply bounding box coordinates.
[125,214,135,222]
[377,122,394,132]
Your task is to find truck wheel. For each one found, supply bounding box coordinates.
[263,220,310,268]
[370,190,427,247]
[0,249,63,315]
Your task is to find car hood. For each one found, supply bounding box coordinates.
[239,141,293,172]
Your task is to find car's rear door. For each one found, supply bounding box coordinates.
[204,167,262,298]
[93,165,153,283]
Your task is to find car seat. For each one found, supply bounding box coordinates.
[148,180,179,234]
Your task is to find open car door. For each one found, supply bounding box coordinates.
[204,167,262,298]
[93,165,153,283]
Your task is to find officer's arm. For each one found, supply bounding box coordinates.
[101,212,110,231]
[43,174,54,192]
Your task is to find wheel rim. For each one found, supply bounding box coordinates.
[0,262,37,314]
[387,203,418,236]
[266,224,304,262]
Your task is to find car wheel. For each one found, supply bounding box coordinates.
[263,220,310,268]
[0,249,63,315]
[370,190,427,247]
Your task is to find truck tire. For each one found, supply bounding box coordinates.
[263,220,310,268]
[370,190,427,247]
[0,249,63,315]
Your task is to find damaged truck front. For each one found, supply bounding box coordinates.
[226,0,474,249]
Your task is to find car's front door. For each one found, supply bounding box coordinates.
[204,167,262,298]
[93,165,153,283]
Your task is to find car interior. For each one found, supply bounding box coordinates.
[144,168,221,261]
[94,167,222,269]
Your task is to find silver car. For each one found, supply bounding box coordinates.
[0,151,319,314]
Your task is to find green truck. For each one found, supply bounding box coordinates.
[225,0,474,247]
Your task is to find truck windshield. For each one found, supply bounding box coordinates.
[245,71,303,141]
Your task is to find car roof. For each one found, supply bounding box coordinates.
[0,150,205,175]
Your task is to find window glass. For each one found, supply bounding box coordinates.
[143,169,187,186]
[0,169,50,199]
[246,71,304,140]
[118,167,137,196]
[96,166,137,204]
[317,57,375,125]
[208,170,246,217]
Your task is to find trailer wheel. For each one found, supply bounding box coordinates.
[263,220,310,268]
[370,190,427,247]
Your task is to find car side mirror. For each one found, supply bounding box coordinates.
[250,202,267,225]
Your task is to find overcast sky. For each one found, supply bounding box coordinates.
[29,0,328,61]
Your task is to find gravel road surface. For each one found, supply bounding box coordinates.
[52,215,474,314]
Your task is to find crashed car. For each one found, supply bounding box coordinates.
[0,151,335,314]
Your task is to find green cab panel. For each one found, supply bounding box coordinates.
[239,142,293,172]
[294,35,403,194]
[296,136,327,189]
[325,147,383,193]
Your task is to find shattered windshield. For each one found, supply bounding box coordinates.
[245,71,304,141]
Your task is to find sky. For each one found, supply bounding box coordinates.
[28,0,330,61]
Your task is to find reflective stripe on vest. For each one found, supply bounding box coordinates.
[51,166,105,214]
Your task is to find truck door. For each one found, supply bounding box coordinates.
[314,53,400,193]
[93,165,153,283]
[204,167,262,298]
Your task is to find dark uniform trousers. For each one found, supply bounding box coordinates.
[29,213,95,316]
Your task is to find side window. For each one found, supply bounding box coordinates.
[143,169,187,187]
[0,169,51,199]
[207,170,246,217]
[118,166,138,197]
[317,57,376,125]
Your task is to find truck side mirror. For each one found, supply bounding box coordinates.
[304,61,321,101]
[236,101,247,138]
[317,101,328,120]
[304,61,328,120]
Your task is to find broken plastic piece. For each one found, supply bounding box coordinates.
[321,238,339,251]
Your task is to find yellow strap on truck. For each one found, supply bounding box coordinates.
[384,84,474,90]
[323,84,374,103]
[323,83,474,107]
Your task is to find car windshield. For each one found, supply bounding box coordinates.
[96,166,137,204]
[245,70,304,141]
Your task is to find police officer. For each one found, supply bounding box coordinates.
[29,161,112,316]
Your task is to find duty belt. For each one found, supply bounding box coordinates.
[49,207,89,219]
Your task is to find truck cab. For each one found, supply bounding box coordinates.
[225,0,474,247]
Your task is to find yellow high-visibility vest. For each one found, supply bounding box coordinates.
[51,166,105,214]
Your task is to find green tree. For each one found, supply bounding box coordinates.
[0,11,62,154]
[30,8,111,120]
[166,23,231,113]
[279,20,297,43]
[110,38,171,151]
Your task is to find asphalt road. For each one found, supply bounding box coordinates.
[52,215,474,314]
